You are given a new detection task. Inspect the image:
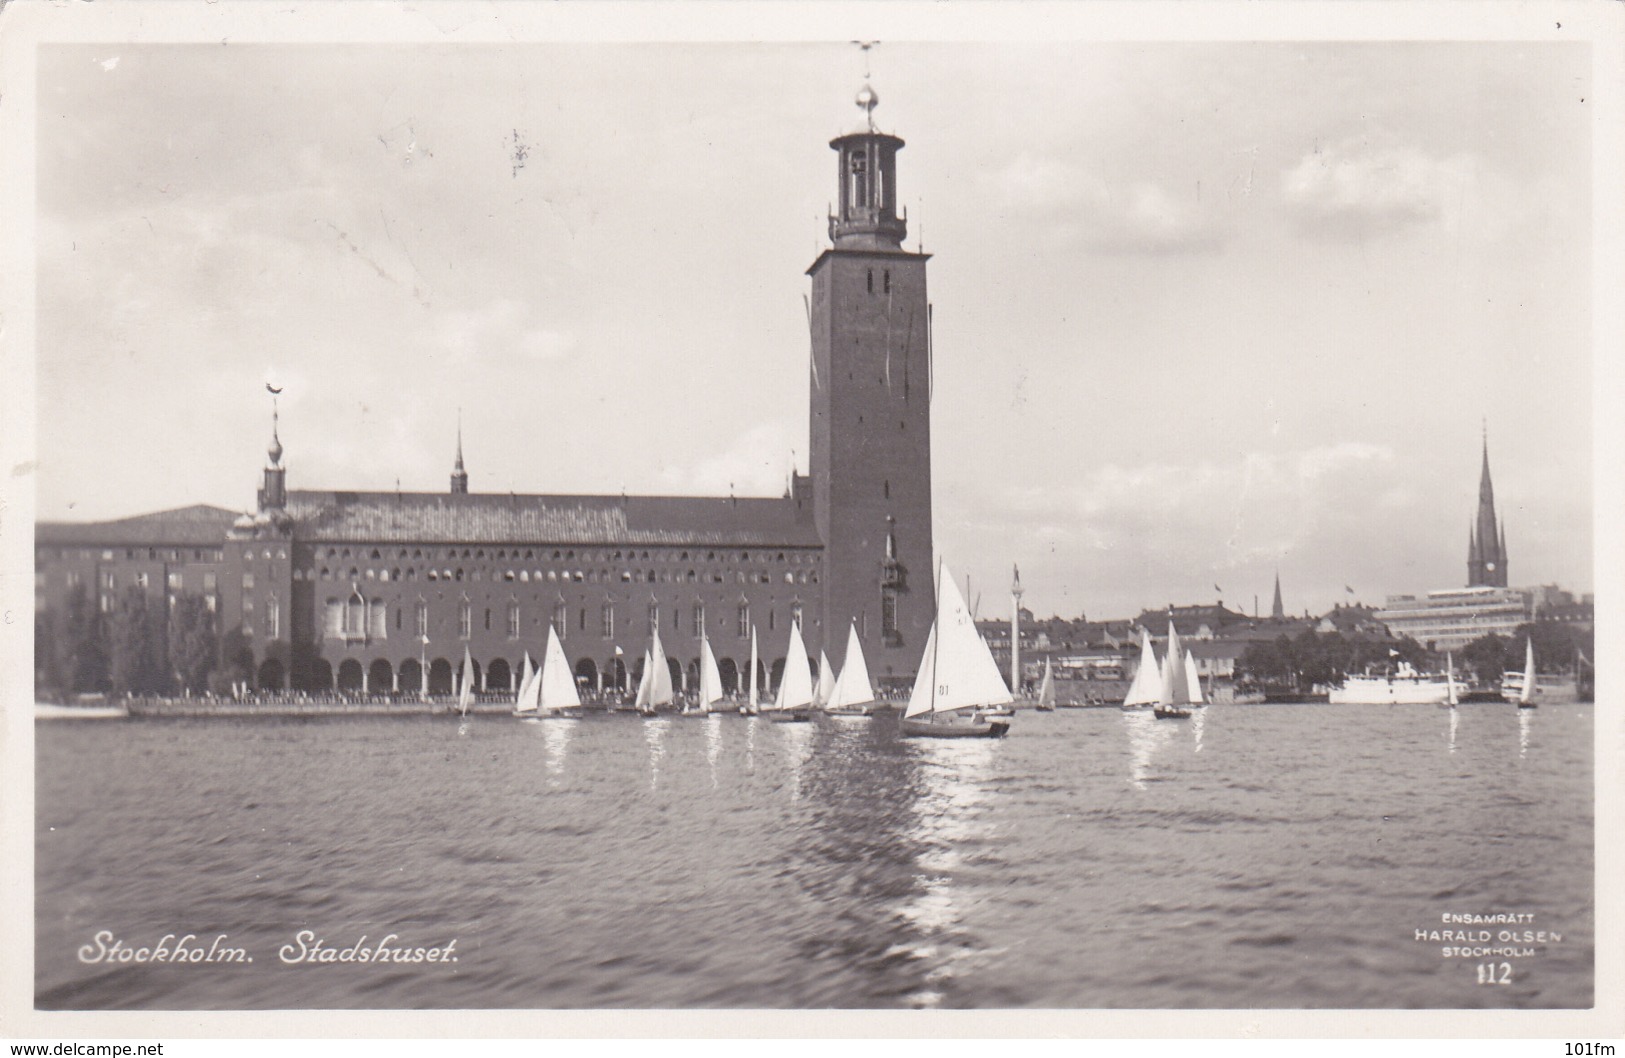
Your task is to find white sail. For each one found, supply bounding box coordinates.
[774,621,814,710]
[1184,650,1205,706]
[513,651,538,714]
[538,624,581,713]
[1520,638,1536,704]
[1037,657,1055,707]
[456,645,475,716]
[699,634,725,708]
[827,622,876,709]
[748,626,760,709]
[1446,652,1459,706]
[814,650,834,706]
[649,626,674,707]
[905,559,1014,717]
[634,648,653,708]
[1122,628,1160,707]
[1161,622,1193,706]
[903,622,938,719]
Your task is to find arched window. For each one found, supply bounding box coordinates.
[508,602,521,639]
[554,599,569,638]
[601,601,614,639]
[459,600,472,640]
[737,601,750,638]
[693,602,706,639]
[790,601,803,627]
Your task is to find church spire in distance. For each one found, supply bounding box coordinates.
[1271,570,1284,621]
[450,409,469,495]
[1467,422,1507,587]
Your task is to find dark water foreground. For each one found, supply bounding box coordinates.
[35,702,1593,1009]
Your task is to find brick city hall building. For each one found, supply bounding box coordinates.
[36,86,938,699]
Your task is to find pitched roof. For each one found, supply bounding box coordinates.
[36,504,242,546]
[281,490,823,548]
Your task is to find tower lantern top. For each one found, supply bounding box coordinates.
[827,79,908,251]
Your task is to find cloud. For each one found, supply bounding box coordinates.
[1279,138,1476,240]
[654,421,795,497]
[988,152,1230,255]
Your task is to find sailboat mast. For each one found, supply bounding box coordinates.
[930,556,944,715]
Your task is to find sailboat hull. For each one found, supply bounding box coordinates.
[822,703,874,717]
[1152,705,1192,720]
[767,709,812,723]
[901,715,1010,738]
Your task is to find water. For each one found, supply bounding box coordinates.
[34,703,1593,1009]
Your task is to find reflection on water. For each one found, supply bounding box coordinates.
[705,714,723,788]
[1191,705,1207,752]
[644,716,668,790]
[899,737,998,1008]
[1122,710,1172,789]
[1519,708,1532,759]
[1449,706,1459,754]
[541,719,574,784]
[777,721,814,800]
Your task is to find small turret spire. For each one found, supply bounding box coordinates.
[450,409,469,494]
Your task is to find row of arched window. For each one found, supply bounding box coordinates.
[316,545,819,565]
[321,593,802,642]
[294,566,817,586]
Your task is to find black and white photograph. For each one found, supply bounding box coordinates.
[2,0,1621,1044]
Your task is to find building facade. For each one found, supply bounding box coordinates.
[35,84,937,699]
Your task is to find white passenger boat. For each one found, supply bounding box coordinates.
[1328,661,1452,705]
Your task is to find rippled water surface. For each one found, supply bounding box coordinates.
[36,703,1593,1009]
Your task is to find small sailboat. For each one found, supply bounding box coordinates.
[1120,628,1160,711]
[1153,623,1195,720]
[522,624,585,720]
[1034,657,1056,711]
[455,645,475,717]
[741,626,761,715]
[901,559,1013,738]
[814,650,834,709]
[1183,650,1206,708]
[639,628,676,716]
[511,650,538,717]
[767,621,815,722]
[683,634,726,716]
[1516,638,1537,710]
[823,622,877,717]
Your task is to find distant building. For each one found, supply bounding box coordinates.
[1375,586,1531,653]
[35,81,940,697]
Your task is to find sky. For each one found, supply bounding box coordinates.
[33,38,1596,621]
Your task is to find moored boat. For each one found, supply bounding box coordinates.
[35,698,128,720]
[901,559,1012,738]
[1328,661,1452,705]
[682,634,726,716]
[636,627,676,717]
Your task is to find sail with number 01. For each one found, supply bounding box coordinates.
[902,559,1012,738]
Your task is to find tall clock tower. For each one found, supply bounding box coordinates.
[807,83,935,687]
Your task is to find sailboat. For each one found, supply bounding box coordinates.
[767,620,815,723]
[1035,657,1056,711]
[740,626,761,715]
[901,559,1013,738]
[1120,628,1160,711]
[823,621,877,717]
[638,628,676,716]
[1153,623,1196,720]
[520,624,585,720]
[455,645,475,717]
[1506,638,1539,709]
[814,650,834,709]
[683,634,726,716]
[1183,650,1206,708]
[511,650,538,717]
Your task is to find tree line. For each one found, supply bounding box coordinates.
[36,584,255,699]
[1236,622,1594,694]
